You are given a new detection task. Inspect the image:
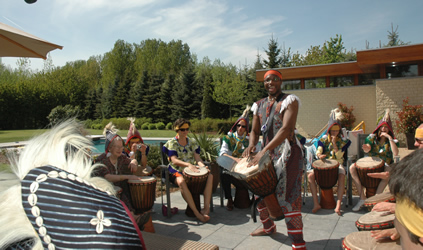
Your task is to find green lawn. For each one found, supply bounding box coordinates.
[0,129,177,143]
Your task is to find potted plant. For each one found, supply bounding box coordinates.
[190,131,222,193]
[395,97,423,149]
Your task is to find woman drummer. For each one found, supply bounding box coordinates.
[162,118,213,223]
[307,109,351,215]
[350,110,399,212]
[125,117,149,169]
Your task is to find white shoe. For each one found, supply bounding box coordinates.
[352,199,365,212]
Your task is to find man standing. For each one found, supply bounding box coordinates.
[243,70,305,249]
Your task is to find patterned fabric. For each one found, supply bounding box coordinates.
[163,137,201,173]
[364,134,399,164]
[21,166,145,249]
[251,93,305,248]
[94,153,134,211]
[220,132,249,158]
[317,136,351,165]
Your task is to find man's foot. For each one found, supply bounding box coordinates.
[250,227,275,236]
[197,214,210,223]
[312,204,321,213]
[226,198,234,211]
[352,199,365,212]
[201,208,210,216]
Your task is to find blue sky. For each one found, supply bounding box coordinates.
[1,0,423,71]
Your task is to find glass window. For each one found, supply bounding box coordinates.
[305,78,326,89]
[386,64,418,78]
[282,80,301,90]
[359,73,379,85]
[330,76,354,87]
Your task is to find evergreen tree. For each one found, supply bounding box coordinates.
[263,35,282,68]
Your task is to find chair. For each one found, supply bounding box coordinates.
[159,142,213,218]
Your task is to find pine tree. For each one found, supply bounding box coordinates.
[263,35,282,68]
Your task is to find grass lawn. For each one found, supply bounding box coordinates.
[0,163,11,172]
[0,129,177,143]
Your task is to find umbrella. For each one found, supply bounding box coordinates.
[0,22,63,59]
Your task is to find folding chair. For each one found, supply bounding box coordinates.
[159,142,213,218]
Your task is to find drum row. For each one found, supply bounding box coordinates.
[343,192,399,250]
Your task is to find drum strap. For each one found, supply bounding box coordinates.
[261,93,286,147]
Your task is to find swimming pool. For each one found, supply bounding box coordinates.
[91,137,170,154]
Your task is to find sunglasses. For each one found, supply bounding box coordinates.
[237,124,247,128]
[178,128,189,132]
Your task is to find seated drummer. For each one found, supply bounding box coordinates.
[93,123,142,216]
[125,117,149,169]
[219,105,251,211]
[307,109,351,215]
[162,118,213,223]
[350,110,399,212]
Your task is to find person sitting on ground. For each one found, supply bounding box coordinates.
[307,108,351,215]
[162,118,213,223]
[125,117,149,170]
[370,123,423,242]
[350,110,399,212]
[389,148,423,249]
[0,120,146,249]
[93,122,142,213]
[219,105,251,211]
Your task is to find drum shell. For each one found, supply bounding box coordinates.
[355,211,395,231]
[183,169,209,195]
[313,160,339,190]
[128,178,157,212]
[364,192,395,211]
[356,157,385,189]
[342,231,401,250]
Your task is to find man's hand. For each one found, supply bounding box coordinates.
[187,163,200,173]
[367,171,389,180]
[370,228,399,241]
[129,162,138,173]
[372,202,396,213]
[318,154,327,160]
[247,150,265,167]
[242,145,256,158]
[362,144,371,153]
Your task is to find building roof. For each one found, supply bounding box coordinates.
[256,43,423,82]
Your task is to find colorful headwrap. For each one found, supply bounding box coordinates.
[395,198,423,238]
[105,131,120,154]
[373,109,395,138]
[264,70,282,80]
[228,105,250,137]
[415,127,423,139]
[126,118,144,145]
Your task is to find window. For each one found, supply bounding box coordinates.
[330,76,354,87]
[386,64,417,78]
[282,80,301,90]
[305,78,325,89]
[359,73,379,85]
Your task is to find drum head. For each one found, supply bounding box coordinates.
[128,176,156,184]
[183,166,208,176]
[312,159,339,169]
[343,231,401,250]
[233,158,259,175]
[356,156,384,169]
[358,211,395,225]
[365,192,395,204]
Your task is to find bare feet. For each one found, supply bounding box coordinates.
[334,207,342,216]
[250,227,275,236]
[312,204,321,213]
[197,214,210,223]
[201,208,210,216]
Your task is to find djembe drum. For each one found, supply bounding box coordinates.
[231,152,284,221]
[355,210,395,231]
[356,157,385,198]
[364,192,395,211]
[342,231,401,250]
[183,166,209,217]
[128,176,157,213]
[135,165,153,176]
[312,159,340,209]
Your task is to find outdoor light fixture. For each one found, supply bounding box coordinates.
[25,0,37,4]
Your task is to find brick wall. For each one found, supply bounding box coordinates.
[284,76,422,145]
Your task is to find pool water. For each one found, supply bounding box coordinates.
[92,138,168,154]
